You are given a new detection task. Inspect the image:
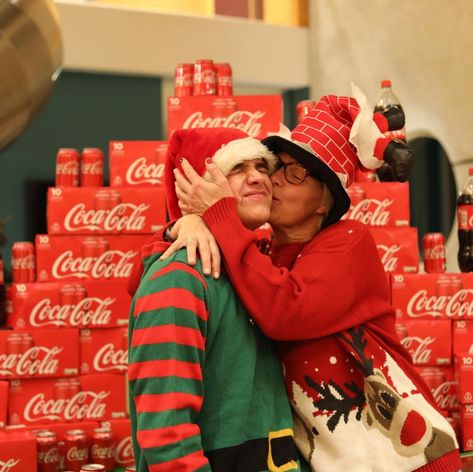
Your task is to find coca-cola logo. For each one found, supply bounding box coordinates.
[407,289,473,318]
[64,203,149,232]
[0,459,20,471]
[125,157,165,185]
[182,111,265,138]
[195,69,216,85]
[93,343,128,372]
[116,436,134,464]
[24,390,110,421]
[432,381,460,410]
[51,250,135,279]
[346,199,393,226]
[0,346,63,376]
[66,446,88,461]
[424,244,446,260]
[175,74,193,87]
[82,161,103,175]
[91,443,114,459]
[56,161,79,175]
[377,244,400,272]
[38,447,60,464]
[29,297,114,327]
[12,254,35,270]
[400,336,434,364]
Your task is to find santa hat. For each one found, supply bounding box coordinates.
[262,83,413,228]
[165,127,277,220]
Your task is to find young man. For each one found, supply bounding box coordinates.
[128,127,303,472]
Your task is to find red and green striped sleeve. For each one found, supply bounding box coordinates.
[128,259,211,472]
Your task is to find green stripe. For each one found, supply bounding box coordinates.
[143,433,203,466]
[130,376,202,396]
[130,342,204,364]
[132,308,207,332]
[136,409,201,432]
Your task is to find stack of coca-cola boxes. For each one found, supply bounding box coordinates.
[1,144,170,470]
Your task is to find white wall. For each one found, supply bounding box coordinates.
[308,0,473,270]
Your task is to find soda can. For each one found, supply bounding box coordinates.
[193,59,217,96]
[423,233,446,273]
[81,148,104,187]
[11,241,36,283]
[296,100,316,124]
[174,63,194,97]
[215,62,233,96]
[90,427,116,470]
[36,430,60,472]
[64,429,89,471]
[56,148,80,187]
[80,465,106,471]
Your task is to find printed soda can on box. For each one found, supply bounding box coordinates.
[215,62,233,96]
[60,284,77,307]
[36,430,60,472]
[69,377,82,397]
[423,233,446,273]
[64,429,89,471]
[73,284,88,306]
[193,59,217,96]
[54,377,71,400]
[11,241,36,283]
[174,63,194,97]
[94,189,111,212]
[90,427,116,470]
[56,148,80,187]
[296,100,316,124]
[418,366,446,391]
[82,237,100,259]
[81,148,104,187]
[22,332,34,352]
[6,331,24,356]
[394,323,408,341]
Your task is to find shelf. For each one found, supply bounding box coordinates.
[55,0,310,88]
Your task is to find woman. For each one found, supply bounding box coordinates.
[164,87,461,471]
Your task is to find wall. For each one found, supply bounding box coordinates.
[308,0,473,270]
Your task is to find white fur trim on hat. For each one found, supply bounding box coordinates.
[209,137,277,178]
[349,82,384,170]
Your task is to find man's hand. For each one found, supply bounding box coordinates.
[175,158,234,215]
[160,214,222,279]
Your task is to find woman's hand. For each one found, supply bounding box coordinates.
[160,214,222,279]
[175,158,234,215]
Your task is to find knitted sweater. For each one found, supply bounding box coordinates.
[202,197,462,472]
[128,239,301,472]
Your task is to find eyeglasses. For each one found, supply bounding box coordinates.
[274,161,310,185]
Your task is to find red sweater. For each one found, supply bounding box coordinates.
[203,197,461,472]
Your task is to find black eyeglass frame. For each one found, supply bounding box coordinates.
[274,161,311,185]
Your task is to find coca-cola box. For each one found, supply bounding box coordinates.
[109,140,168,187]
[391,273,473,320]
[35,234,150,282]
[80,328,128,375]
[369,227,419,273]
[47,186,166,234]
[0,329,79,380]
[8,374,127,425]
[415,366,459,412]
[100,419,134,467]
[462,404,473,451]
[343,182,410,227]
[453,320,473,355]
[167,95,283,139]
[0,431,36,472]
[455,354,473,404]
[6,280,131,330]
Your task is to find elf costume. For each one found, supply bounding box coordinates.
[196,85,461,471]
[128,128,303,472]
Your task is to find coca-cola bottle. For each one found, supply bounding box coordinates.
[374,80,407,181]
[457,167,473,272]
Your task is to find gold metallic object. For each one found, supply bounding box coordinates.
[0,0,63,150]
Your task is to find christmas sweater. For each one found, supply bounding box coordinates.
[128,238,301,472]
[202,197,462,472]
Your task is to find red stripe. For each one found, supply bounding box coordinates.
[149,450,209,472]
[132,325,205,351]
[150,261,208,289]
[134,288,208,321]
[128,359,202,381]
[134,392,203,413]
[137,423,200,449]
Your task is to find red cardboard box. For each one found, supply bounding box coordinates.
[80,328,128,375]
[0,381,8,429]
[397,319,452,366]
[109,140,168,187]
[391,273,473,320]
[461,404,473,450]
[167,95,282,139]
[455,354,473,404]
[100,418,134,467]
[8,374,127,425]
[47,187,166,234]
[415,366,459,412]
[0,329,79,379]
[370,227,419,273]
[6,280,131,329]
[343,182,410,227]
[0,431,36,471]
[453,320,473,355]
[35,234,150,282]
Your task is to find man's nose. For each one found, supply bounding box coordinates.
[247,166,265,181]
